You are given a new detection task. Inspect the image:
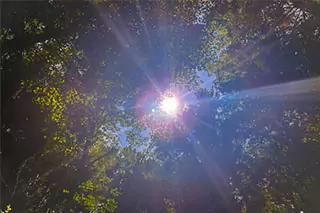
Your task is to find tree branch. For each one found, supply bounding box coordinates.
[10,159,29,200]
[86,148,116,167]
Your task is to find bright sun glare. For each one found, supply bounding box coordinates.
[160,97,179,115]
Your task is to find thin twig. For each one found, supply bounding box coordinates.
[10,159,29,200]
[1,174,11,194]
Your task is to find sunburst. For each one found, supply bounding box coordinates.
[160,96,179,115]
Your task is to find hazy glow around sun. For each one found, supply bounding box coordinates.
[160,97,179,115]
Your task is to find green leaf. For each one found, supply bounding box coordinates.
[63,189,70,194]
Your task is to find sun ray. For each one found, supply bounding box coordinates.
[135,0,152,48]
[94,3,161,93]
[196,77,320,108]
[198,119,215,130]
[227,77,320,101]
[186,132,230,210]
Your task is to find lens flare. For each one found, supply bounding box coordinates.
[135,85,198,140]
[160,97,179,115]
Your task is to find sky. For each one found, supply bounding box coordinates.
[197,69,216,91]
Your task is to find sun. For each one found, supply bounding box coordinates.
[160,96,179,115]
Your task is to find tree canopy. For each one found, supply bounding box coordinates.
[1,0,320,212]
